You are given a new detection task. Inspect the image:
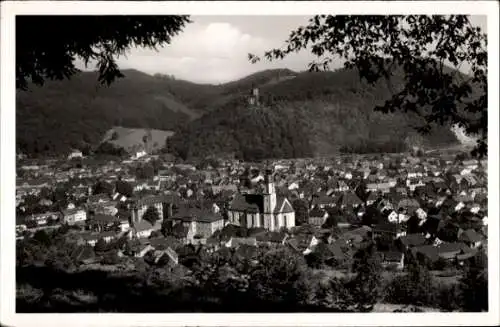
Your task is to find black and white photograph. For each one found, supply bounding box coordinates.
[1,1,499,326]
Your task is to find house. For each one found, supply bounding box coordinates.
[365,192,378,206]
[234,243,259,263]
[386,210,399,224]
[338,225,372,246]
[458,229,484,249]
[89,201,119,217]
[133,220,160,239]
[170,208,225,239]
[211,183,238,195]
[380,251,405,270]
[413,242,470,264]
[415,207,428,220]
[133,150,147,160]
[311,194,338,209]
[397,233,427,250]
[338,191,363,209]
[225,237,258,248]
[27,211,60,226]
[372,222,406,239]
[227,169,295,232]
[134,244,154,258]
[366,182,392,194]
[154,247,179,266]
[397,198,421,214]
[436,242,471,261]
[68,149,83,160]
[255,231,288,247]
[308,207,329,226]
[71,245,97,265]
[16,216,28,237]
[118,218,130,232]
[129,195,170,223]
[89,214,119,232]
[77,232,100,247]
[99,230,118,243]
[88,193,111,204]
[287,234,319,255]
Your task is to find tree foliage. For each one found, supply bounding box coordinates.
[348,242,383,310]
[143,206,160,226]
[385,253,435,306]
[250,15,487,157]
[459,252,488,311]
[93,180,114,196]
[292,199,309,226]
[17,16,191,90]
[249,247,308,306]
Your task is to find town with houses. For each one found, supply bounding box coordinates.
[16,145,488,280]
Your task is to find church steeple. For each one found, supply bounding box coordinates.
[263,166,277,214]
[264,168,275,195]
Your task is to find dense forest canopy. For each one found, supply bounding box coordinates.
[16,15,485,159]
[249,15,487,157]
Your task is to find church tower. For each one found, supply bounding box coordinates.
[263,168,276,213]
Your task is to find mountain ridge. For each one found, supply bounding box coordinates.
[17,67,460,159]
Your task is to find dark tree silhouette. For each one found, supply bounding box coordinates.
[250,15,487,157]
[115,180,133,197]
[17,15,191,90]
[348,241,383,310]
[249,247,308,306]
[459,251,488,311]
[292,199,309,226]
[93,180,114,196]
[143,206,160,226]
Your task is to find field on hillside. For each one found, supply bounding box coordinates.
[101,126,174,153]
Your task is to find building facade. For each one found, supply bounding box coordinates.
[228,169,295,231]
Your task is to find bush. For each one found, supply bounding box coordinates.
[459,254,488,312]
[348,242,383,309]
[384,256,435,306]
[436,283,461,311]
[248,247,308,306]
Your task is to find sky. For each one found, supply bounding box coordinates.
[76,15,488,84]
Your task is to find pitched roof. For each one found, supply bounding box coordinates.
[88,193,111,203]
[312,194,336,206]
[399,233,427,247]
[256,231,287,243]
[91,214,118,224]
[228,237,257,247]
[381,251,403,262]
[229,194,262,213]
[134,220,155,232]
[172,207,224,223]
[235,244,258,259]
[133,194,177,208]
[71,245,95,262]
[339,192,363,207]
[274,197,294,213]
[397,198,421,210]
[459,229,484,243]
[309,207,326,218]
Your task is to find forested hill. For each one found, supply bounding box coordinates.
[166,68,459,161]
[16,70,196,156]
[16,68,299,156]
[16,67,459,158]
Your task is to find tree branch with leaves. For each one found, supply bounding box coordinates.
[17,15,191,90]
[249,15,487,157]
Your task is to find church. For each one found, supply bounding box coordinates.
[227,169,296,231]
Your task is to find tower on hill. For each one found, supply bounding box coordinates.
[248,86,260,106]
